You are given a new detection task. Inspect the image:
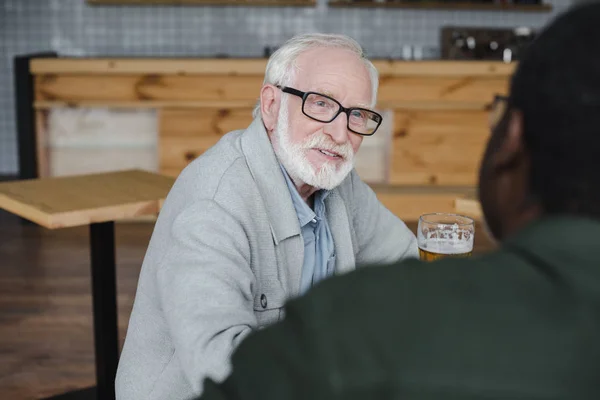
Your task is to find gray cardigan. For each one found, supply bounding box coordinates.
[115,118,418,400]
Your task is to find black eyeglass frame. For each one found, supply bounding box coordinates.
[494,94,509,103]
[276,85,383,136]
[490,94,509,108]
[488,94,510,128]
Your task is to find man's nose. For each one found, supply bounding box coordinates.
[324,112,349,145]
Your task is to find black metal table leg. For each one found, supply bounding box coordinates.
[42,221,119,400]
[89,221,119,400]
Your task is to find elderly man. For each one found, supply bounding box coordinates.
[197,3,600,400]
[115,33,417,400]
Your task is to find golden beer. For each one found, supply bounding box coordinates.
[418,247,472,261]
[417,213,475,262]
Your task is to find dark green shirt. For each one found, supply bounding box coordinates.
[200,217,600,400]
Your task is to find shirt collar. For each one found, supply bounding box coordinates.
[279,163,330,227]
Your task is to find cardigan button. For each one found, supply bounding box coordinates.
[260,294,268,309]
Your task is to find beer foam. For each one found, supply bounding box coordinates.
[418,222,473,254]
[418,239,473,255]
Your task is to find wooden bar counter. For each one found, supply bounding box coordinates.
[28,58,514,220]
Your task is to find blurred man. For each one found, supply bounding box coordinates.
[115,34,417,400]
[199,4,600,400]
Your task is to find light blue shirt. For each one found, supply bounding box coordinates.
[280,165,335,295]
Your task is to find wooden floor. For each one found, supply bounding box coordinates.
[0,213,154,399]
[0,212,494,400]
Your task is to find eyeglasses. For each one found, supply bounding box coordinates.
[276,85,383,136]
[491,94,509,107]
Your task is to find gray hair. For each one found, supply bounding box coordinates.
[252,33,379,118]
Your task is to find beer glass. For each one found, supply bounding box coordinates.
[417,213,474,261]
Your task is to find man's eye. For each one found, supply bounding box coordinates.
[350,110,365,119]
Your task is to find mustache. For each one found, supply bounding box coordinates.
[301,133,354,160]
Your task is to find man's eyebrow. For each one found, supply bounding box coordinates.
[315,88,335,98]
[314,88,372,109]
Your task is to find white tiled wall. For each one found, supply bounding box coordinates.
[0,0,573,174]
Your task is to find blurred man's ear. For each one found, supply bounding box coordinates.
[478,108,534,242]
[260,85,280,133]
[493,110,526,171]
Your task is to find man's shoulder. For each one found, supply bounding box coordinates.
[175,129,252,196]
[262,249,521,372]
[224,244,598,400]
[294,249,518,319]
[158,128,266,221]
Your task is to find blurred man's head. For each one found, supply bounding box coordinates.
[257,34,382,191]
[478,2,600,241]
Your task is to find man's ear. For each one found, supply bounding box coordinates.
[494,110,526,170]
[260,85,280,133]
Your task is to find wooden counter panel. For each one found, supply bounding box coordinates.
[160,136,225,170]
[160,108,254,137]
[31,59,514,77]
[378,76,509,108]
[34,74,508,109]
[389,110,488,186]
[29,59,510,189]
[35,74,262,103]
[159,107,254,170]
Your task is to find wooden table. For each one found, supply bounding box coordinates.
[0,170,175,400]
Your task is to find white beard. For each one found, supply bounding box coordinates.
[272,96,355,190]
